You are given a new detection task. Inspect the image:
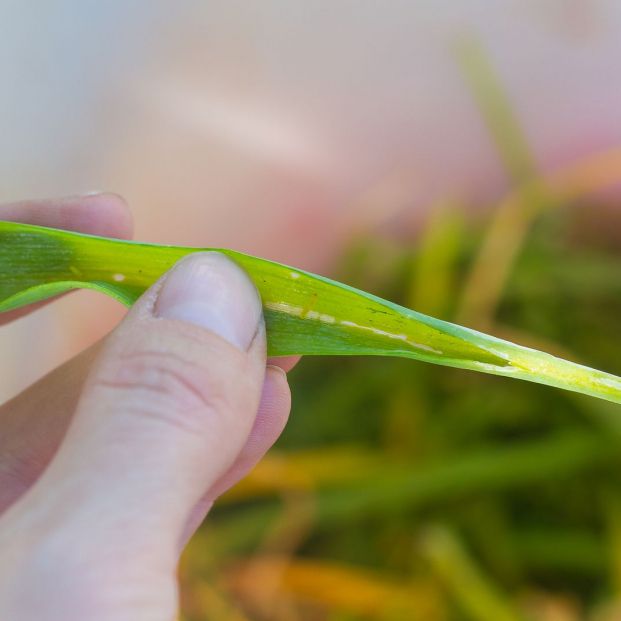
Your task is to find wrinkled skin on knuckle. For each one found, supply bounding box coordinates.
[91,321,262,439]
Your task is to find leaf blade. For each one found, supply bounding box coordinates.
[1,220,620,404]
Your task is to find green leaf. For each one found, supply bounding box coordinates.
[1,221,620,404]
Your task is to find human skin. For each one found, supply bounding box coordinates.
[0,193,298,620]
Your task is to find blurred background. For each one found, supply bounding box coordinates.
[2,1,621,619]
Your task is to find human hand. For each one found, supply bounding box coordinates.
[0,194,295,620]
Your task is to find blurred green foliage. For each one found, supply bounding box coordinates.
[178,41,621,621]
[180,200,621,621]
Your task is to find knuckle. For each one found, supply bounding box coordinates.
[94,348,238,436]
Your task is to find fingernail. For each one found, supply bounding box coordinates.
[155,252,262,351]
[266,364,288,380]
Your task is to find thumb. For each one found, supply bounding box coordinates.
[20,252,266,563]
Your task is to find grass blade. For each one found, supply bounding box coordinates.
[1,221,620,404]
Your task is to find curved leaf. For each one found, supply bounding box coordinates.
[1,221,620,404]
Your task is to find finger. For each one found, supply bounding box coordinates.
[0,349,295,517]
[267,355,301,373]
[0,353,298,516]
[207,365,291,499]
[0,193,133,237]
[0,193,133,326]
[179,364,291,545]
[0,344,101,514]
[14,253,267,569]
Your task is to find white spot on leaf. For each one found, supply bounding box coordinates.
[340,320,441,354]
[595,376,621,391]
[265,301,304,317]
[305,310,336,324]
[478,362,519,374]
[266,301,336,325]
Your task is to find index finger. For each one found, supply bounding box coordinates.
[0,193,133,325]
